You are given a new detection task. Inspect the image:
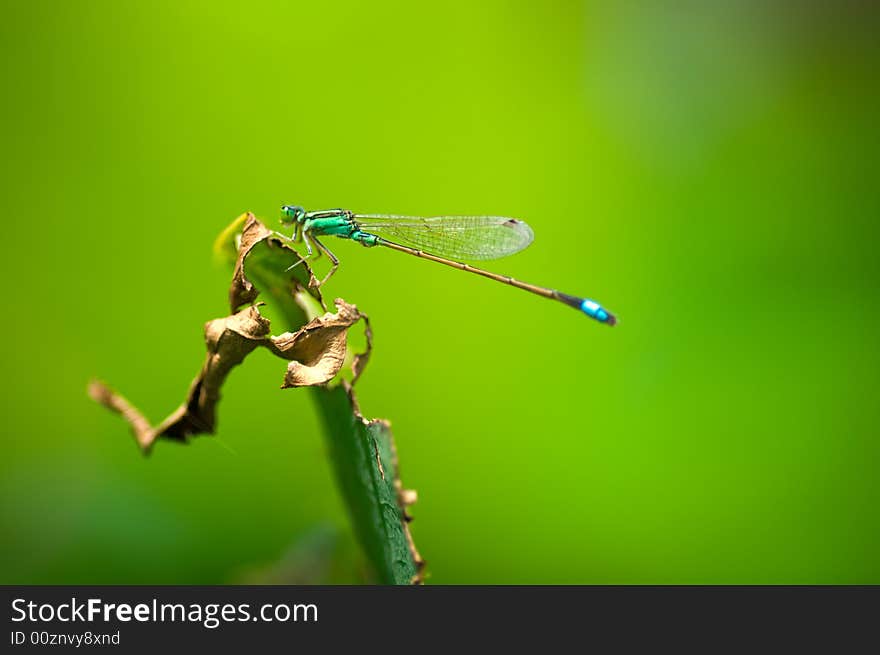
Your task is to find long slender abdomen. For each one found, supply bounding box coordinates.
[377,238,617,325]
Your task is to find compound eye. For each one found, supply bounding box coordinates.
[281,205,303,221]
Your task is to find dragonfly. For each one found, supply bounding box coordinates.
[279,205,617,325]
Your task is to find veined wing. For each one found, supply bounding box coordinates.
[352,214,534,261]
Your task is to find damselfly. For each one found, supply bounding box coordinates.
[279,205,617,325]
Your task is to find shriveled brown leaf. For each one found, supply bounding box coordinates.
[229,213,323,312]
[229,216,272,309]
[269,299,363,388]
[91,215,369,453]
[88,381,156,451]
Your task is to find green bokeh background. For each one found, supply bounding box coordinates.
[2,1,878,583]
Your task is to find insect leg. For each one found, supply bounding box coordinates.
[285,254,307,272]
[310,235,340,287]
[301,230,315,257]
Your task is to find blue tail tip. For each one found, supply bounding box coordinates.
[580,299,617,326]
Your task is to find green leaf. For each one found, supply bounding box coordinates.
[312,385,421,584]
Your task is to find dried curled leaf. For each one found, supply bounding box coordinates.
[230,213,323,312]
[229,217,271,308]
[91,299,367,453]
[91,214,369,453]
[88,306,272,447]
[271,301,363,388]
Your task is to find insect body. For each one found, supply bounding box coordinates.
[280,205,617,325]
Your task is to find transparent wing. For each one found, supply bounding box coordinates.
[352,214,534,261]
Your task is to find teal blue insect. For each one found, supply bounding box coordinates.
[280,205,617,325]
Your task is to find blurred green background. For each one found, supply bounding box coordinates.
[2,1,878,584]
